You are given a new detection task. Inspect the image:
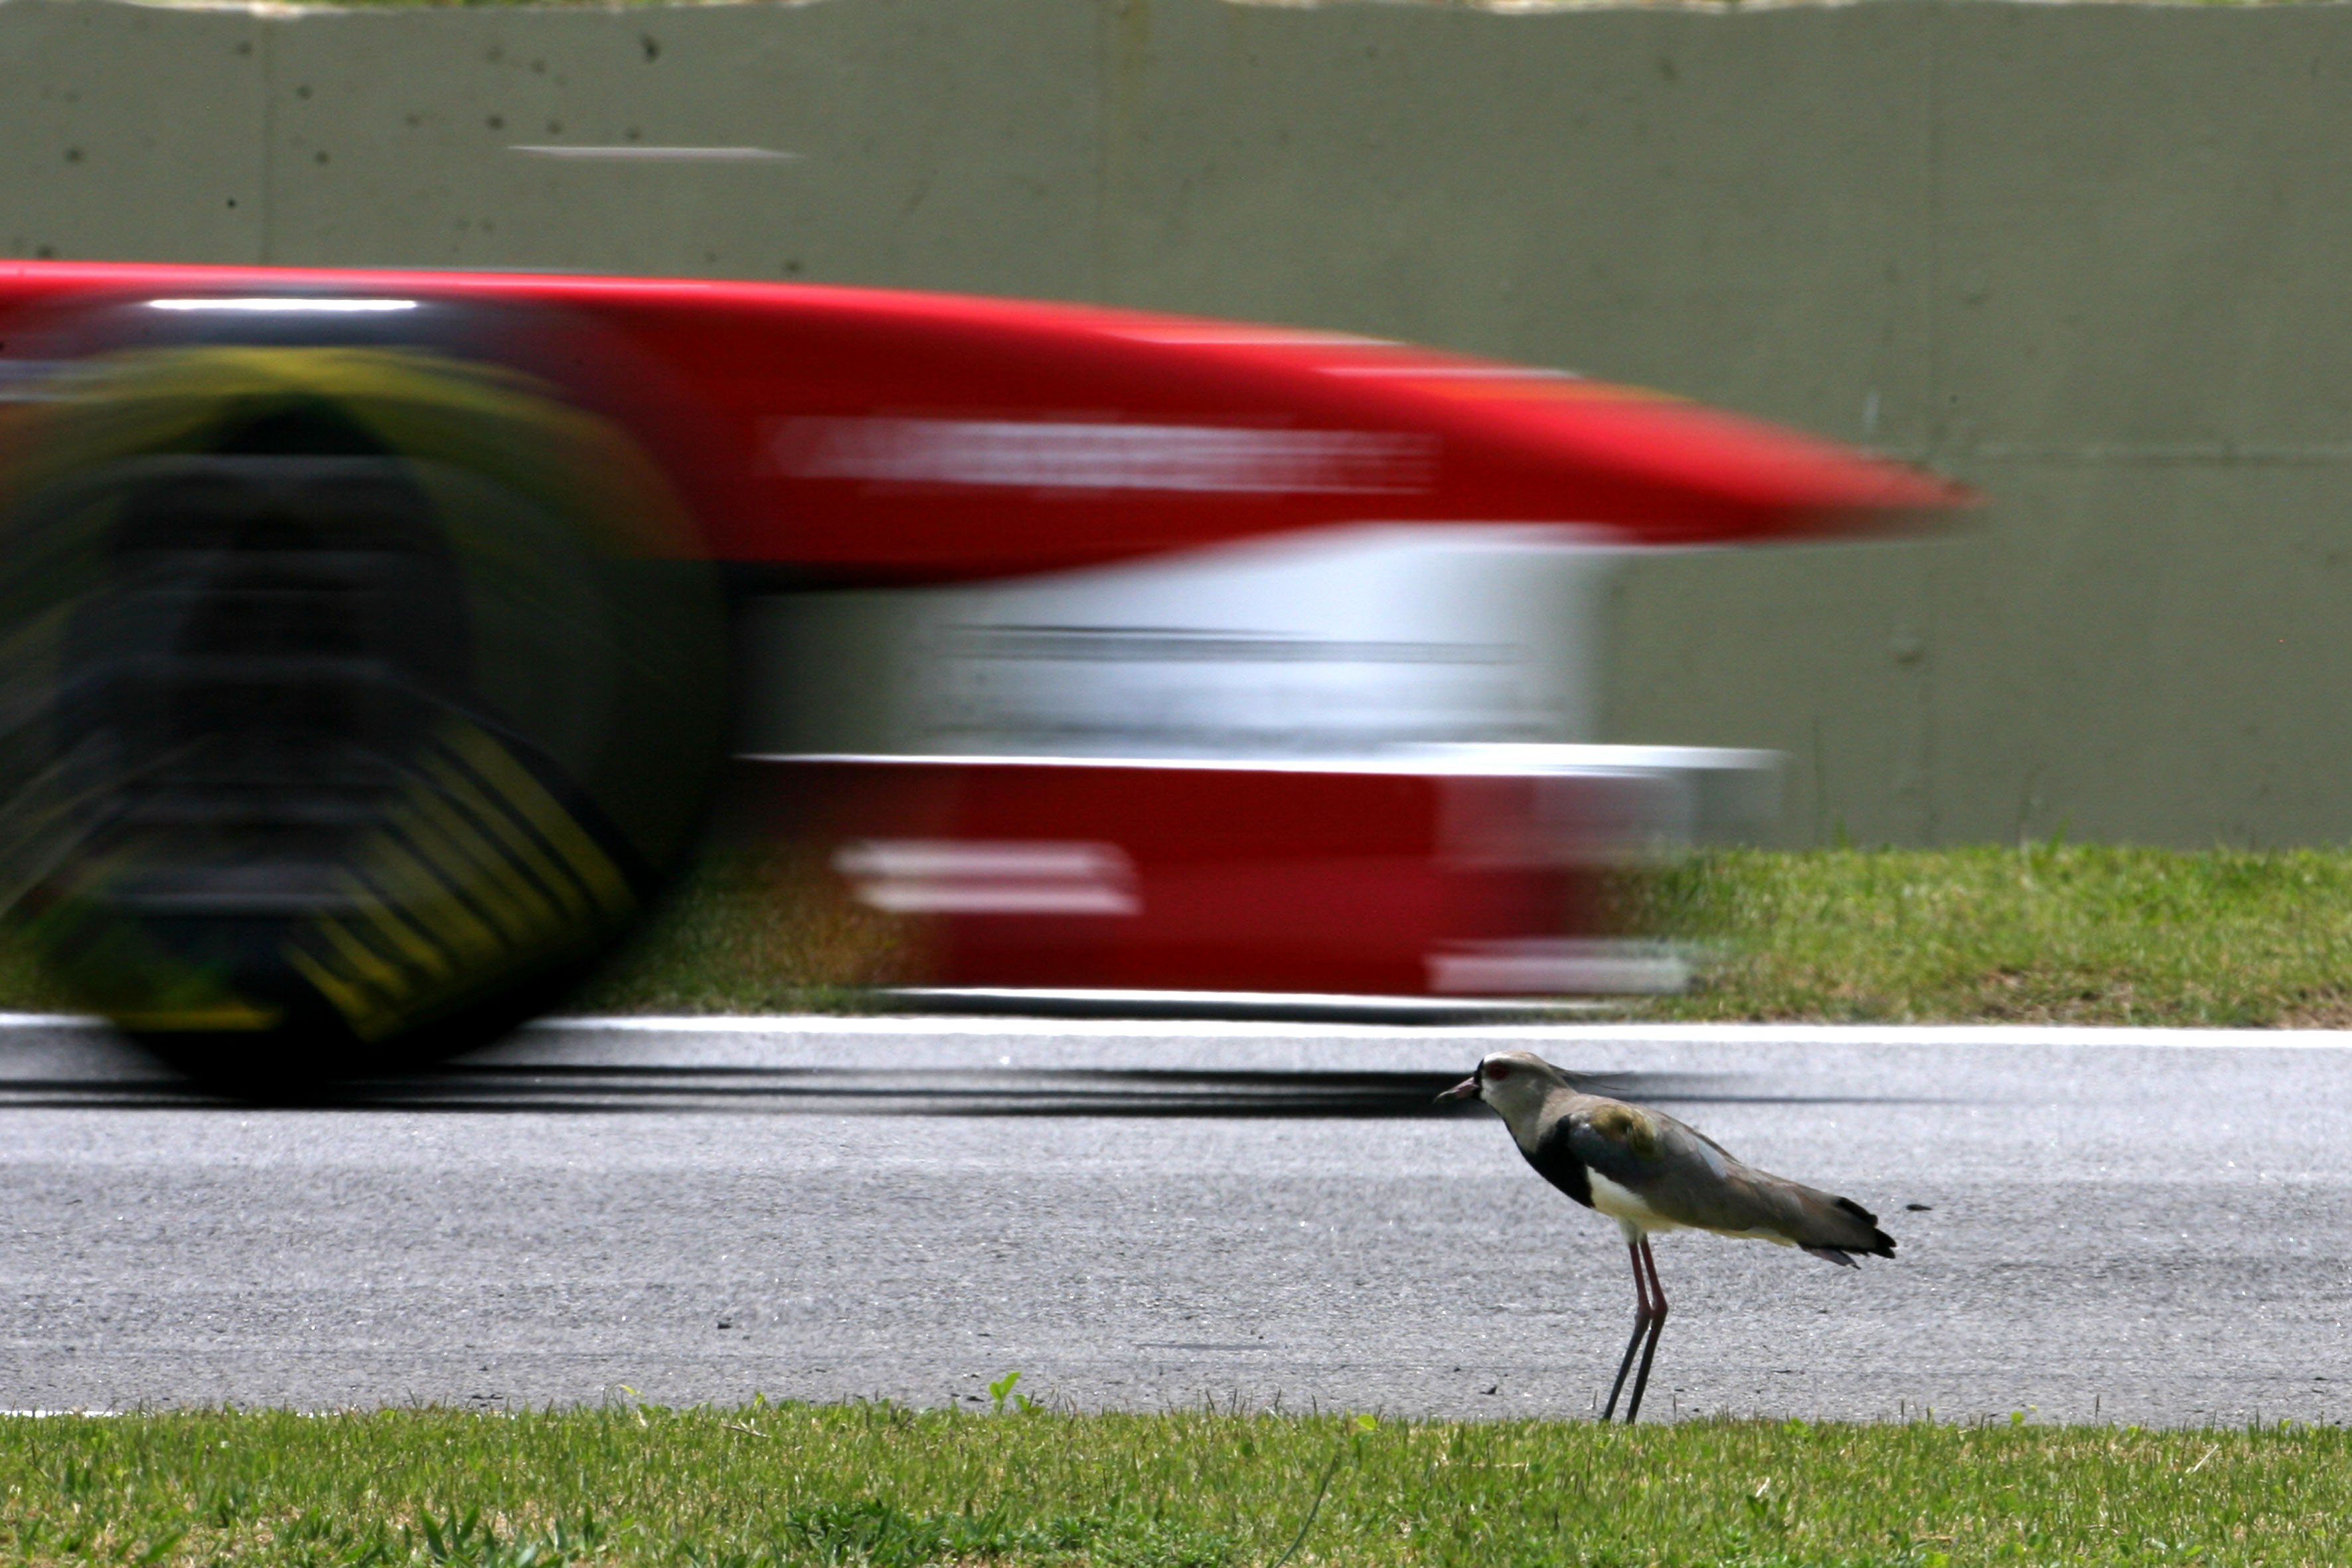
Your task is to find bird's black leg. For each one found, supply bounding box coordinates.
[1622,1237,1670,1425]
[1601,1239,1654,1421]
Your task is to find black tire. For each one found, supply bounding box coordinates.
[0,293,729,1085]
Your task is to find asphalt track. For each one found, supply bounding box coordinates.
[3,1014,2349,1426]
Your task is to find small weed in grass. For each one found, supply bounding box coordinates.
[5,1405,2352,1566]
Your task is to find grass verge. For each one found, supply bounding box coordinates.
[3,1404,2346,1567]
[1622,843,2352,1027]
[580,841,2352,1026]
[12,843,2352,1026]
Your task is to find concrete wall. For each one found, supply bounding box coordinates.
[7,0,2352,844]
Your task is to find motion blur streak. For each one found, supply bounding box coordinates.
[147,299,421,315]
[769,417,1435,495]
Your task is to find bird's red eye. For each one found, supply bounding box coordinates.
[1486,1062,1512,1081]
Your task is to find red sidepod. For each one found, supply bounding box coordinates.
[740,755,1689,1000]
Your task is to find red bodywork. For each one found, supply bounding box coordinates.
[0,260,1964,1004]
[0,261,1962,580]
[744,757,1674,997]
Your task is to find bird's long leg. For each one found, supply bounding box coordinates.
[1600,1238,1656,1421]
[1622,1237,1671,1425]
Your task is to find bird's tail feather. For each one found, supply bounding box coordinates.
[1830,1195,1898,1258]
[1756,1184,1897,1260]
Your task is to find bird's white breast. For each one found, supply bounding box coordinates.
[1585,1170,1683,1233]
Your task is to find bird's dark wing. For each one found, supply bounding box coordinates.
[1561,1097,1895,1259]
[1557,1098,1725,1190]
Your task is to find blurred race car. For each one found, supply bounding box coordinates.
[0,262,1962,1075]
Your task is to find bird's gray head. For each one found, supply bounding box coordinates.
[1436,1049,1572,1131]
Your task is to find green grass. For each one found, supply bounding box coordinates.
[14,843,2352,1026]
[0,923,71,1017]
[564,842,907,1017]
[1620,844,2352,1028]
[568,840,2352,1027]
[149,0,2352,9]
[3,1405,2349,1567]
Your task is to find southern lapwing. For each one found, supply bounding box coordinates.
[1440,1049,1894,1423]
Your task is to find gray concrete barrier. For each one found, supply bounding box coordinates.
[7,0,2351,845]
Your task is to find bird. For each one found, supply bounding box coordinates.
[1439,1049,1893,1423]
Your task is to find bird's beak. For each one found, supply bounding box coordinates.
[1435,1074,1482,1104]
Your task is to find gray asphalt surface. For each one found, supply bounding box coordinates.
[3,1015,2348,1426]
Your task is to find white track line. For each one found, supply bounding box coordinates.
[6,1011,2350,1049]
[532,1016,2352,1049]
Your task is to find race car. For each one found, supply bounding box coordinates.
[0,261,1962,1075]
